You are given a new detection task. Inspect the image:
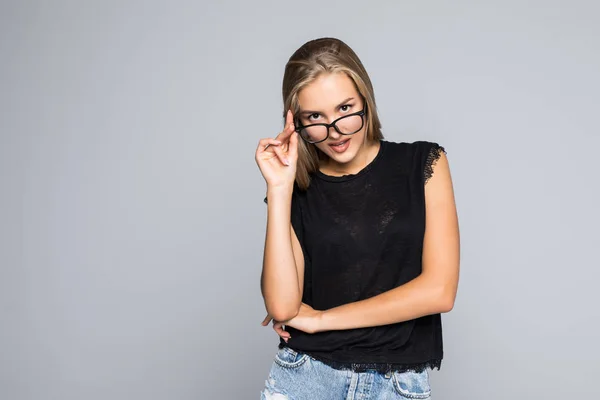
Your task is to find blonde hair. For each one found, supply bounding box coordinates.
[282,37,384,190]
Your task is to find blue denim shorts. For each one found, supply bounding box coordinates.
[260,346,432,399]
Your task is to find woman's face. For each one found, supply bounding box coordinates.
[296,72,368,170]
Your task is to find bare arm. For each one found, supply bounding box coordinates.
[256,111,305,323]
[260,187,306,322]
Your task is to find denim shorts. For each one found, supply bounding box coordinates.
[260,346,432,399]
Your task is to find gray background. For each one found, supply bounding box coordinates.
[1,0,598,399]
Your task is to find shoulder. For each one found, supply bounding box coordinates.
[377,139,410,161]
[404,140,446,160]
[381,139,444,152]
[413,141,448,186]
[408,140,446,154]
[381,139,446,162]
[383,140,448,184]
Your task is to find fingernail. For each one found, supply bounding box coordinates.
[284,158,290,166]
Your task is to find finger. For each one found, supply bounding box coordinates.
[257,138,288,166]
[273,322,291,339]
[276,118,296,143]
[285,109,293,130]
[261,315,272,326]
[285,117,297,153]
[258,138,282,149]
[288,130,298,160]
[256,138,282,155]
[275,329,290,340]
[271,142,290,166]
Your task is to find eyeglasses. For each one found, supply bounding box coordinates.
[294,109,366,144]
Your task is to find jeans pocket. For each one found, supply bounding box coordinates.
[273,346,310,369]
[392,369,431,399]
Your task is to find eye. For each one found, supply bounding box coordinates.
[340,104,353,112]
[308,113,320,121]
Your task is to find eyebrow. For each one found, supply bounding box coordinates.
[298,97,355,116]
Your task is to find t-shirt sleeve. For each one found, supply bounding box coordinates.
[422,142,447,185]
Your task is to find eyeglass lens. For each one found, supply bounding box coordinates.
[299,114,363,143]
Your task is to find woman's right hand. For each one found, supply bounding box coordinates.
[255,110,299,188]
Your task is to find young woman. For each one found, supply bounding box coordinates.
[255,37,460,400]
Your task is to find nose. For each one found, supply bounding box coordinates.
[327,124,342,140]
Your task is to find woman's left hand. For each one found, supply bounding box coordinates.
[261,303,324,340]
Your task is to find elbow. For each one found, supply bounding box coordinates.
[269,304,300,322]
[261,285,302,321]
[265,295,301,321]
[431,282,455,313]
[440,298,454,313]
[438,292,455,313]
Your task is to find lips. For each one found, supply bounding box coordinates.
[329,139,349,146]
[328,138,351,153]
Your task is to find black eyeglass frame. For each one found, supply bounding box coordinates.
[293,108,367,144]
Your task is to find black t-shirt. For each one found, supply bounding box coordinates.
[265,139,447,373]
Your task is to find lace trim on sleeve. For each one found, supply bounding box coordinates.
[424,143,446,185]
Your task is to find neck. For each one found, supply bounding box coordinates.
[320,140,380,176]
